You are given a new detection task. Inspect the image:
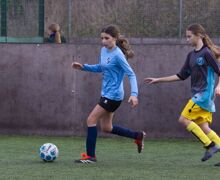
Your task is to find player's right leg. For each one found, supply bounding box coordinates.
[75,104,107,164]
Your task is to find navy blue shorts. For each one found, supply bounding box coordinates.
[98,97,122,112]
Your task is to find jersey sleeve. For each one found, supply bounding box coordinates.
[82,56,102,73]
[116,54,138,97]
[204,51,220,76]
[177,53,191,80]
[82,64,102,73]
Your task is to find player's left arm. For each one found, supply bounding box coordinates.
[205,52,220,96]
[215,76,220,96]
[205,52,220,75]
[117,55,138,107]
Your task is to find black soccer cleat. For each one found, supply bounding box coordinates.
[201,142,220,162]
[214,162,220,166]
[74,153,97,164]
[134,131,146,153]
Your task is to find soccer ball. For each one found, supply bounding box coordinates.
[39,143,59,162]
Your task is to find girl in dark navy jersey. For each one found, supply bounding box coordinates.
[145,24,220,165]
[72,25,146,163]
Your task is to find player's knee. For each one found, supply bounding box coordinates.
[86,116,97,126]
[101,125,112,133]
[199,123,211,134]
[179,116,189,126]
[178,116,183,123]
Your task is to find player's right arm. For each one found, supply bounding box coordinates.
[72,62,83,70]
[145,53,191,84]
[144,75,180,84]
[72,62,102,73]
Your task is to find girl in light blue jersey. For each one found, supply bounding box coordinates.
[72,25,146,163]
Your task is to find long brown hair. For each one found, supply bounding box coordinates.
[187,23,220,60]
[101,25,134,59]
[49,23,61,44]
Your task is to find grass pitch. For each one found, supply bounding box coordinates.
[0,136,220,180]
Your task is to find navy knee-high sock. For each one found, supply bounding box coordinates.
[111,125,139,139]
[86,126,97,157]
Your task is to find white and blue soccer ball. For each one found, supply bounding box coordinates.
[39,143,59,162]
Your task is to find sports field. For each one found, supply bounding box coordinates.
[0,136,220,180]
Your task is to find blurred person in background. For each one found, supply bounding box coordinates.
[45,23,66,43]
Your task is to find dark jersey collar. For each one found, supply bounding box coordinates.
[194,45,206,53]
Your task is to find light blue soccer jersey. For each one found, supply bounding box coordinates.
[82,46,138,101]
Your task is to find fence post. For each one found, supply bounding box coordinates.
[1,0,7,37]
[67,0,72,42]
[38,0,44,37]
[179,0,183,39]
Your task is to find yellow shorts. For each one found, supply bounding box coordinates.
[181,99,212,125]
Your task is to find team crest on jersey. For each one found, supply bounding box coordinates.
[196,57,205,65]
[106,58,110,64]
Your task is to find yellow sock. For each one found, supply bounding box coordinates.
[186,122,211,147]
[207,130,220,146]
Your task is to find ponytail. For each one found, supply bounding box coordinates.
[55,31,61,44]
[203,34,220,60]
[116,37,134,59]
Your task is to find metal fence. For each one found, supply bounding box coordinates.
[68,0,220,38]
[0,0,220,43]
[0,0,44,43]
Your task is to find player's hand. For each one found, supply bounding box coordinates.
[72,62,83,70]
[144,77,160,84]
[215,86,220,96]
[128,96,138,108]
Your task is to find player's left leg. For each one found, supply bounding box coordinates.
[194,113,220,161]
[199,122,220,147]
[199,122,220,165]
[100,114,146,153]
